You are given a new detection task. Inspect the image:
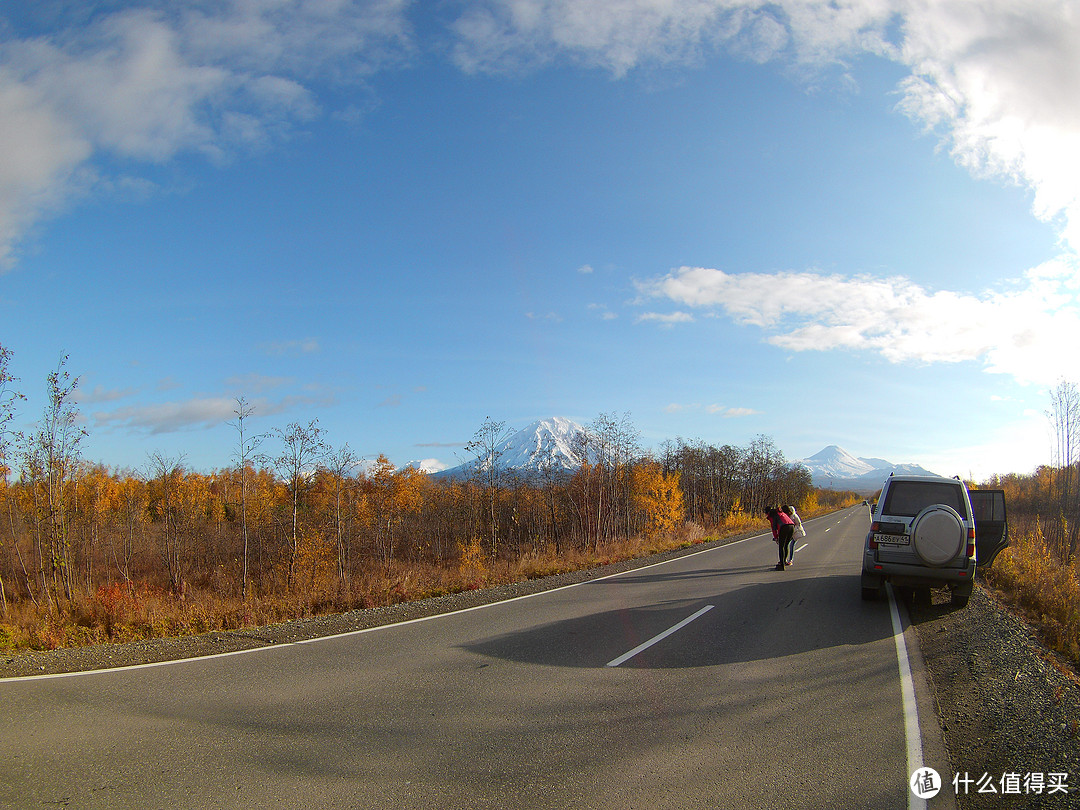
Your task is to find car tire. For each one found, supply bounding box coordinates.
[951,581,973,607]
[911,504,965,566]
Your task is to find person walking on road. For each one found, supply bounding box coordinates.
[766,506,795,570]
[782,504,805,565]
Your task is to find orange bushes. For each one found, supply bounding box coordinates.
[984,518,1080,663]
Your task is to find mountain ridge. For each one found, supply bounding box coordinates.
[431,417,587,480]
[421,418,935,494]
[795,444,937,492]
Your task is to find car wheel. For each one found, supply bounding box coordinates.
[912,504,965,566]
[951,581,973,607]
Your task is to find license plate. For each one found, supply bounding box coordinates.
[874,533,910,545]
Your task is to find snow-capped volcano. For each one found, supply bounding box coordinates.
[498,417,586,471]
[803,445,877,479]
[796,445,937,491]
[433,417,587,479]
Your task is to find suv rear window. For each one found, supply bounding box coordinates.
[881,481,968,519]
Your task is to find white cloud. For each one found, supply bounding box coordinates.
[261,338,320,356]
[640,258,1080,385]
[895,0,1080,252]
[224,373,294,393]
[75,384,140,405]
[665,402,760,417]
[526,311,563,322]
[448,0,894,77]
[4,0,1079,282]
[406,457,451,473]
[449,1,1080,253]
[0,1,413,266]
[635,310,694,326]
[93,396,239,434]
[709,405,760,418]
[92,390,330,434]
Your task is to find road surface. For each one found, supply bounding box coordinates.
[1,506,954,808]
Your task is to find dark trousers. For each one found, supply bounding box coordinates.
[777,524,794,565]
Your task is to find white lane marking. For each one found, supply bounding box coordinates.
[886,584,926,810]
[605,605,715,668]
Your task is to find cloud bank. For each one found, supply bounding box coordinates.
[2,2,1078,393]
[450,0,1080,254]
[1,1,1078,265]
[639,258,1080,385]
[0,0,412,266]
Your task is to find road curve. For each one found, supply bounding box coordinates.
[0,507,953,809]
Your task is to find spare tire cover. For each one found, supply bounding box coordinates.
[912,504,965,566]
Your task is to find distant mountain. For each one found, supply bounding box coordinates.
[432,417,587,480]
[796,445,937,493]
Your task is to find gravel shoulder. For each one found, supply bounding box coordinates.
[3,535,1078,807]
[910,585,1080,808]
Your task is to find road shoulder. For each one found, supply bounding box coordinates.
[910,586,1080,808]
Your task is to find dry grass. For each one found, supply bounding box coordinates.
[0,512,769,652]
[984,520,1080,665]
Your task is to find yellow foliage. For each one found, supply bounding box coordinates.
[984,519,1080,663]
[631,461,685,539]
[458,536,488,587]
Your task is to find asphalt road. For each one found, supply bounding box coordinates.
[1,507,955,809]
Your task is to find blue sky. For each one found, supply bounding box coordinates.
[1,1,1077,481]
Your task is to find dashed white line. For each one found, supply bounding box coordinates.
[605,605,715,668]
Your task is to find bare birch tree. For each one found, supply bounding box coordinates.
[0,344,24,617]
[465,417,513,557]
[269,419,327,590]
[229,397,262,600]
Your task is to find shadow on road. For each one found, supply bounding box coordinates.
[462,573,895,669]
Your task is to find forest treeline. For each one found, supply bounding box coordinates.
[0,349,849,649]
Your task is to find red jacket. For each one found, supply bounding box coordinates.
[769,509,794,539]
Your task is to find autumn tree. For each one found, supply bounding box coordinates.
[630,460,685,538]
[365,455,427,573]
[0,343,24,616]
[323,443,361,587]
[465,417,514,557]
[269,419,327,590]
[111,473,147,583]
[230,397,263,600]
[24,356,86,610]
[1046,378,1080,558]
[147,452,186,594]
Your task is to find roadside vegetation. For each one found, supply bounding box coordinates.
[0,346,854,652]
[2,345,1075,670]
[977,380,1080,667]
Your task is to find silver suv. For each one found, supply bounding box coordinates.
[861,474,1008,606]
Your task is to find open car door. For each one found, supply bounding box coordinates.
[969,489,1009,568]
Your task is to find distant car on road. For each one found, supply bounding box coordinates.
[861,474,1008,607]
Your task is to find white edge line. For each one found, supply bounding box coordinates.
[605,605,715,668]
[3,523,805,684]
[886,583,927,810]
